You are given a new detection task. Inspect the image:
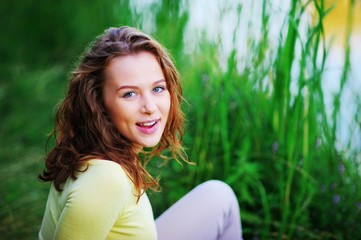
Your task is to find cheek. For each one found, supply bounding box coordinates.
[165,95,171,116]
[164,97,173,122]
[105,102,128,126]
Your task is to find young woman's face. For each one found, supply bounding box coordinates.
[103,51,171,150]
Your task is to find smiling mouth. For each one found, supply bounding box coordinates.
[136,119,159,128]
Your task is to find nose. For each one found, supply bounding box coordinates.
[140,94,157,114]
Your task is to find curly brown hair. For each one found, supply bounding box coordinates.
[39,26,187,198]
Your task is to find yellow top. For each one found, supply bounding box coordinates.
[39,159,157,240]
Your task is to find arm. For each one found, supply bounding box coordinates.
[54,162,131,240]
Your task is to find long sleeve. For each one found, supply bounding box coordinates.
[53,161,130,239]
[39,159,157,240]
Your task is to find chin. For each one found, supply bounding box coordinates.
[142,142,160,148]
[146,139,163,148]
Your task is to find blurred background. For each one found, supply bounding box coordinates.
[1,0,360,239]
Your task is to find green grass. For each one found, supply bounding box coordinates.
[1,0,361,239]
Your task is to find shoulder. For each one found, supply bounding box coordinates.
[69,159,133,202]
[84,159,128,180]
[48,160,137,239]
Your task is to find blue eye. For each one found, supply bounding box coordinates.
[122,91,136,98]
[153,86,165,93]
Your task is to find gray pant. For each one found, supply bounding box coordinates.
[156,180,242,240]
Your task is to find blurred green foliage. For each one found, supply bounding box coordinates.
[1,0,361,239]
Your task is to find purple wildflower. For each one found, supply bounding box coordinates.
[333,194,340,205]
[272,141,279,153]
[338,163,345,174]
[357,202,361,211]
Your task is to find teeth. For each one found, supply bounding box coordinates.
[139,121,156,127]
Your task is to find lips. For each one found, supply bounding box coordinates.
[136,119,160,134]
[136,120,157,128]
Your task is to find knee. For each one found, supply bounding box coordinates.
[200,180,241,228]
[199,180,238,203]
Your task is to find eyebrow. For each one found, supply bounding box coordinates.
[116,79,166,92]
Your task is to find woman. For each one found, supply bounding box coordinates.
[39,26,242,240]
